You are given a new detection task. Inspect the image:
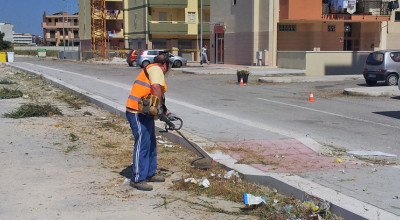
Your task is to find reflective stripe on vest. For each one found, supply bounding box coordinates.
[126,64,167,111]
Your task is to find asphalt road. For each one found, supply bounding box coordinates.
[12,57,400,164]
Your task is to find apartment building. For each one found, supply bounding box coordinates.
[210,0,400,70]
[13,33,33,45]
[78,0,124,52]
[42,11,79,46]
[0,23,14,42]
[124,0,210,60]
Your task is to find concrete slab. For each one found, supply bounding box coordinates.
[217,139,362,173]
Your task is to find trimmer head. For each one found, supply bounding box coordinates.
[190,157,212,169]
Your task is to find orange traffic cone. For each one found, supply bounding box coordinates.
[308,91,315,102]
[239,77,244,86]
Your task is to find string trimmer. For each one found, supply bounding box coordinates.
[159,114,212,169]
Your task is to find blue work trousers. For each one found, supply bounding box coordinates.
[126,112,157,183]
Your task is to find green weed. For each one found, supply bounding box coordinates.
[3,103,62,118]
[0,87,22,99]
[0,79,15,84]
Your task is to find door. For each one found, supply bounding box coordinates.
[343,22,360,51]
[215,33,224,64]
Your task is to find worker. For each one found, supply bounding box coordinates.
[126,53,171,191]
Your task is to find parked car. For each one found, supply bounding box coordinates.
[136,50,187,68]
[363,50,400,86]
[126,49,143,67]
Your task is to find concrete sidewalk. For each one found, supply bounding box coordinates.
[7,61,400,219]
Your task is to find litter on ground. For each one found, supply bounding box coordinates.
[243,193,267,205]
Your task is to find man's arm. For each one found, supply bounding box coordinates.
[150,84,162,102]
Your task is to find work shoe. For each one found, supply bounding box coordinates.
[147,175,165,182]
[130,181,153,191]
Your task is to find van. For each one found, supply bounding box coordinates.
[363,50,400,86]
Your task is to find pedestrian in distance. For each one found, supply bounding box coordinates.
[200,44,210,65]
[125,53,171,191]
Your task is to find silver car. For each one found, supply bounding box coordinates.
[136,50,187,68]
[363,50,400,86]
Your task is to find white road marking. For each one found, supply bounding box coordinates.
[20,62,129,89]
[257,97,400,130]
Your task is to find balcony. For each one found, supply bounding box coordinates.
[106,10,123,20]
[42,22,79,29]
[201,0,210,8]
[322,1,391,21]
[149,21,188,34]
[198,22,210,33]
[107,29,123,38]
[148,0,188,8]
[279,0,391,21]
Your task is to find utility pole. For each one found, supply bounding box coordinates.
[200,0,203,63]
[63,12,65,58]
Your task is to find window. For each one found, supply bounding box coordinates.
[188,12,196,23]
[328,25,335,32]
[390,52,400,62]
[134,14,138,29]
[55,19,58,22]
[159,12,167,21]
[395,12,400,22]
[279,24,296,31]
[233,0,237,5]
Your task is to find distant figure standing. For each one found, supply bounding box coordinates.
[200,45,209,65]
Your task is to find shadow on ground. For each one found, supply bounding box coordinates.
[373,111,400,120]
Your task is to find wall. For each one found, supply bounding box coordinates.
[386,9,400,49]
[0,23,14,42]
[78,0,92,40]
[14,46,79,51]
[278,51,370,76]
[277,51,306,69]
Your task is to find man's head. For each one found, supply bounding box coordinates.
[154,53,171,73]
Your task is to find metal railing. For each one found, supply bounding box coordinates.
[322,1,391,16]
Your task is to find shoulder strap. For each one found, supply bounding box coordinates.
[143,66,150,80]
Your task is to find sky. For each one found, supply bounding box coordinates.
[0,0,79,36]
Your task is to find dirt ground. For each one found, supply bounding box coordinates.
[0,64,253,220]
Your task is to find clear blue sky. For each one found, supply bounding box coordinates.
[0,0,79,36]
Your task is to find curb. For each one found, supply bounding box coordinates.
[259,75,363,83]
[344,87,400,97]
[6,63,398,220]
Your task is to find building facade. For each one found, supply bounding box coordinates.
[78,0,124,52]
[124,0,210,60]
[210,0,400,67]
[42,11,79,46]
[13,33,33,45]
[0,23,15,42]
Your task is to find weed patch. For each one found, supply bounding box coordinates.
[65,145,78,153]
[56,92,86,109]
[0,79,15,84]
[69,133,79,142]
[171,163,341,219]
[0,87,22,99]
[3,103,62,118]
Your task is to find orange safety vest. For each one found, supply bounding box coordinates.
[126,64,168,112]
